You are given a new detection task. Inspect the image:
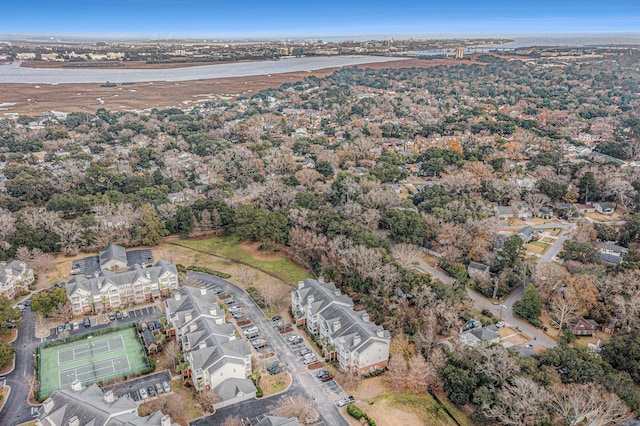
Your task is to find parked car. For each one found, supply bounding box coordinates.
[495,321,505,328]
[155,383,163,394]
[148,322,155,331]
[337,396,355,407]
[16,304,25,311]
[154,321,161,329]
[148,386,156,397]
[287,335,303,344]
[72,322,79,331]
[64,322,71,331]
[139,388,148,399]
[317,370,333,381]
[140,322,148,331]
[122,311,130,318]
[303,356,317,365]
[210,286,222,295]
[108,312,116,321]
[83,316,91,328]
[251,338,267,349]
[115,311,123,320]
[272,316,282,322]
[162,381,171,393]
[298,348,311,356]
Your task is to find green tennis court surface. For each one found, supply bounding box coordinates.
[39,326,149,398]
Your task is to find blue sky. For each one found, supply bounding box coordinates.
[1,0,638,38]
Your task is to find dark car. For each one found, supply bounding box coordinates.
[148,322,155,331]
[115,311,123,320]
[148,386,156,397]
[57,324,64,333]
[83,316,91,328]
[272,316,282,322]
[108,312,116,321]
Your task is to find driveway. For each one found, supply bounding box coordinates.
[0,305,42,425]
[187,272,349,426]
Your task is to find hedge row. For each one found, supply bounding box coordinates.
[347,404,376,426]
[187,265,232,279]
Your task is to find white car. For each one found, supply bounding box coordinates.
[303,356,317,365]
[139,388,148,399]
[496,321,505,328]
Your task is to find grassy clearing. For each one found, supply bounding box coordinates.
[174,236,312,284]
[364,391,468,426]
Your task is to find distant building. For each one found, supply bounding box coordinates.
[600,252,622,266]
[142,328,158,353]
[517,226,537,244]
[470,326,500,344]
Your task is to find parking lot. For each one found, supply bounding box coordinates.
[187,272,351,426]
[103,370,171,403]
[50,305,161,338]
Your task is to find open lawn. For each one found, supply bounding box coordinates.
[348,376,469,426]
[586,211,622,222]
[138,381,207,426]
[173,236,311,284]
[528,241,550,253]
[525,243,546,255]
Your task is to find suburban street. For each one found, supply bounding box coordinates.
[0,305,41,425]
[188,272,349,426]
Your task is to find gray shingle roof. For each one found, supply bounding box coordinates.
[213,378,256,401]
[99,244,127,268]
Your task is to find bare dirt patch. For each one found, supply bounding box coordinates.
[525,243,545,255]
[237,241,285,261]
[1,58,479,116]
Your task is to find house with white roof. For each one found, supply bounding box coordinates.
[291,278,390,374]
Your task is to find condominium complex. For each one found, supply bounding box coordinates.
[0,260,34,300]
[66,260,178,315]
[291,278,390,374]
[165,286,255,405]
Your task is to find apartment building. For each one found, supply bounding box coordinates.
[0,260,34,300]
[66,260,178,315]
[165,286,254,401]
[291,278,390,374]
[37,381,178,426]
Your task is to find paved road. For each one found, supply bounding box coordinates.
[0,305,41,425]
[188,272,349,426]
[416,261,455,285]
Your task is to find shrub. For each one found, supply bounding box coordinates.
[347,405,365,419]
[186,265,231,279]
[256,386,263,398]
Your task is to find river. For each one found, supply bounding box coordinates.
[0,56,405,84]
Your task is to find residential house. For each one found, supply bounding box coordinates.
[467,262,490,281]
[600,252,622,266]
[165,286,254,397]
[575,203,596,214]
[459,332,481,347]
[538,206,553,219]
[594,202,616,215]
[291,278,390,374]
[66,260,178,315]
[0,260,34,300]
[37,381,177,426]
[168,192,186,204]
[596,242,628,257]
[568,317,598,336]
[142,328,158,353]
[517,226,537,244]
[470,326,500,344]
[495,203,531,220]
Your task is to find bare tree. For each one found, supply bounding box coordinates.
[55,220,86,256]
[15,246,32,263]
[261,283,289,315]
[196,390,222,413]
[49,302,73,322]
[484,377,550,425]
[392,243,422,270]
[162,339,181,370]
[524,192,551,216]
[550,292,577,329]
[271,395,317,423]
[236,267,257,287]
[551,383,632,426]
[31,250,55,275]
[0,211,16,250]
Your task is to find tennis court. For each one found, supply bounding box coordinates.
[38,326,149,399]
[58,336,125,365]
